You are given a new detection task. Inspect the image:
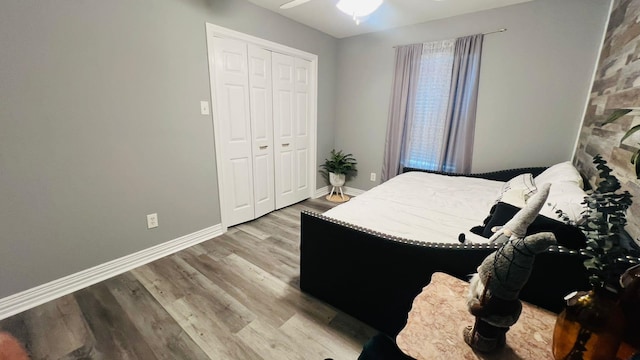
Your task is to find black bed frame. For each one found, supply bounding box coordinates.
[299,167,591,336]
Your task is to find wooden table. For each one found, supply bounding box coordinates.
[396,272,557,360]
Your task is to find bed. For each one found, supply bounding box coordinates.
[300,164,595,336]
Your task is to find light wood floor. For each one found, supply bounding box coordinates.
[0,198,376,359]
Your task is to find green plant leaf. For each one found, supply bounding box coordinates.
[319,149,358,178]
[620,124,640,143]
[603,108,633,125]
[632,149,640,179]
[558,155,637,286]
[586,240,599,248]
[632,149,640,165]
[584,258,599,270]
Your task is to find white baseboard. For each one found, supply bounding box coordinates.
[314,186,330,198]
[344,186,365,196]
[314,186,365,198]
[0,224,224,320]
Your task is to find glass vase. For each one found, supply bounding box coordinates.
[552,288,625,360]
[617,264,640,360]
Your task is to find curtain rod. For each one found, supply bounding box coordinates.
[392,28,506,48]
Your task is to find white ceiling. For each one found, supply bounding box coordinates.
[247,0,533,38]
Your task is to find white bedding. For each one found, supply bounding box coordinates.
[323,172,505,244]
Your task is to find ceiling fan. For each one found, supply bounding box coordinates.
[279,0,384,24]
[279,0,311,9]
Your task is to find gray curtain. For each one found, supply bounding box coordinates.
[438,34,484,174]
[381,43,423,182]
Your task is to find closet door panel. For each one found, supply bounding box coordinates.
[253,152,271,212]
[280,151,294,193]
[212,37,254,226]
[231,158,252,209]
[296,148,308,193]
[272,52,297,209]
[293,57,311,201]
[248,45,275,218]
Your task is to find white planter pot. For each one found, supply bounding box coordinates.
[329,172,346,187]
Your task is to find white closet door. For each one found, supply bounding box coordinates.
[248,45,275,218]
[293,57,311,203]
[272,52,297,209]
[212,37,255,226]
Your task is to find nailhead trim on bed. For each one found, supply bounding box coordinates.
[401,166,593,191]
[401,167,548,182]
[301,211,640,264]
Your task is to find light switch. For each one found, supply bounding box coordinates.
[200,101,210,115]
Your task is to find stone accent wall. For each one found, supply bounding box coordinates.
[575,0,640,240]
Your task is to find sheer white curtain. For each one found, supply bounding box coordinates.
[402,40,455,171]
[382,34,483,180]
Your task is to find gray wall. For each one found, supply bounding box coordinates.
[0,0,338,299]
[334,0,610,190]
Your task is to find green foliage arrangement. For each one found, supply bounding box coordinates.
[557,155,634,288]
[602,108,640,179]
[319,149,357,178]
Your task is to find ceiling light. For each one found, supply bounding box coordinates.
[336,0,383,25]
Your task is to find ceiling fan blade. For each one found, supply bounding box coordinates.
[280,0,311,9]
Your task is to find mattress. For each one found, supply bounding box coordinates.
[323,171,504,244]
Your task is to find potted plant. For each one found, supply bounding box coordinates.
[552,155,637,360]
[319,149,357,187]
[575,155,634,288]
[600,108,640,178]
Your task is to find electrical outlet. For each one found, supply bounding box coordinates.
[147,213,158,229]
[370,172,376,181]
[200,101,210,115]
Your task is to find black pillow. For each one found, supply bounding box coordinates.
[472,202,586,250]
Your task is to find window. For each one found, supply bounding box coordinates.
[383,34,482,181]
[403,39,455,171]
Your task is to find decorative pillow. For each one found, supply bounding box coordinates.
[535,161,584,189]
[538,181,587,223]
[497,173,537,204]
[472,201,586,250]
[499,188,528,208]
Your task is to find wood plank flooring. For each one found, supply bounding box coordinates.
[0,198,376,359]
